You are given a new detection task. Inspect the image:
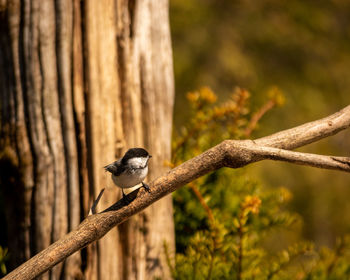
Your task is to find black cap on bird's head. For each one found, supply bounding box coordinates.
[122,148,151,163]
[104,148,152,174]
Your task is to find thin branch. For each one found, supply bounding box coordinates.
[237,142,350,172]
[255,105,350,149]
[4,105,350,280]
[189,183,215,223]
[244,99,276,137]
[237,211,244,280]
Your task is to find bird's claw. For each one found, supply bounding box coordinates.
[142,182,151,193]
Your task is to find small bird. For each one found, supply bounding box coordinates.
[104,148,152,200]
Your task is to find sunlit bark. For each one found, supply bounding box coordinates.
[0,0,175,279]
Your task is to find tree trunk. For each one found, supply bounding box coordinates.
[0,0,175,279]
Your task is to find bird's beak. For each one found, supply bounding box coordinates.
[149,155,152,158]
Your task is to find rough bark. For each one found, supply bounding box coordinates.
[0,0,174,279]
[3,105,350,280]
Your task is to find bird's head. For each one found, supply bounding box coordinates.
[122,148,152,164]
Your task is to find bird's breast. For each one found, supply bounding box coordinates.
[112,166,148,188]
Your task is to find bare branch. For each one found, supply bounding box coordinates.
[4,105,350,280]
[255,105,350,149]
[237,142,350,172]
[244,99,276,137]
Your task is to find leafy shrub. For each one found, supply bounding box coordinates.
[0,246,8,276]
[168,88,350,279]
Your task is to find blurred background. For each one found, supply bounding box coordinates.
[170,0,350,249]
[1,0,349,278]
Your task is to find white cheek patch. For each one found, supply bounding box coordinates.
[127,157,148,168]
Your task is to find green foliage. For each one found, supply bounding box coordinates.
[169,89,350,279]
[0,246,8,276]
[170,0,350,250]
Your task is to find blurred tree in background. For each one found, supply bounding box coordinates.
[170,0,350,248]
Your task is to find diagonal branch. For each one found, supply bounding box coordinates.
[4,105,350,280]
[255,105,350,149]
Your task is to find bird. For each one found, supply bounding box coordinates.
[104,148,152,201]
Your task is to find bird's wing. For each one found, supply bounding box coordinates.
[104,159,126,176]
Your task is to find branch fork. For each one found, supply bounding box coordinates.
[223,140,350,172]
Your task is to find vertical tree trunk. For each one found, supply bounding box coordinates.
[0,0,175,279]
